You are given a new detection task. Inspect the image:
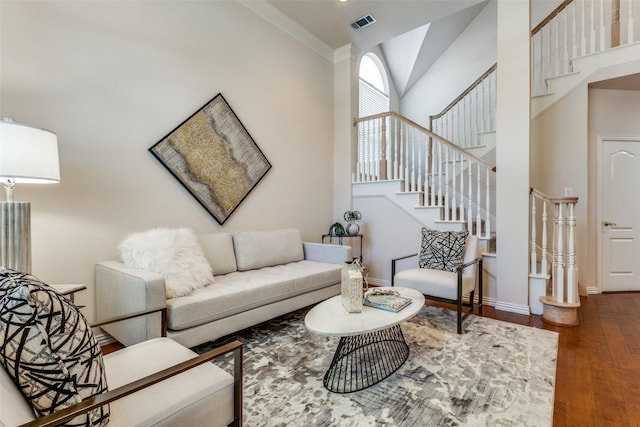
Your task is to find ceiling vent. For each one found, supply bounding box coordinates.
[351,14,376,30]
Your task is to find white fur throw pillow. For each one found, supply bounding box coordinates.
[118,228,214,299]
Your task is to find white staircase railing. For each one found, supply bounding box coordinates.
[530,189,551,278]
[429,64,496,149]
[354,112,496,238]
[530,188,580,321]
[532,0,639,96]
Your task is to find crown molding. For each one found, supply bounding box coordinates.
[238,0,335,62]
[334,44,358,63]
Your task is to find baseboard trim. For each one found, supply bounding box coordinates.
[360,279,527,315]
[494,300,531,316]
[480,296,496,307]
[586,286,601,295]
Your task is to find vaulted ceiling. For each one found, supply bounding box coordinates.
[268,0,489,96]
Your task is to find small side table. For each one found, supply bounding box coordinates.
[322,234,363,261]
[51,284,87,305]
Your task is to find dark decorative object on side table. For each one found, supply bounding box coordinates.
[343,210,362,236]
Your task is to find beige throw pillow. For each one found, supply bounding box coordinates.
[233,228,304,271]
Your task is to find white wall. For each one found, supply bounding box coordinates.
[494,0,530,313]
[531,66,640,295]
[531,85,589,293]
[0,1,335,320]
[399,0,562,124]
[588,88,640,292]
[333,44,359,222]
[531,0,565,28]
[352,194,424,285]
[400,0,497,127]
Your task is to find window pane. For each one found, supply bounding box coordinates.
[359,55,385,92]
[358,53,389,181]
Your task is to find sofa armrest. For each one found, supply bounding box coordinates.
[95,261,167,346]
[92,306,168,337]
[303,242,352,264]
[390,253,418,286]
[19,340,243,427]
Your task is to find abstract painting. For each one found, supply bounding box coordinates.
[149,94,271,224]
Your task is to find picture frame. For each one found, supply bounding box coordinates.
[149,94,271,224]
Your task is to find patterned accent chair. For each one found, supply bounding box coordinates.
[391,230,483,334]
[0,269,242,427]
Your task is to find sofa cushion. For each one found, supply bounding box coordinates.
[198,232,238,275]
[119,227,214,298]
[103,337,234,427]
[233,228,304,271]
[166,260,340,330]
[0,269,109,426]
[394,268,477,300]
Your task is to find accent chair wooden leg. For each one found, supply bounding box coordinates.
[457,299,463,334]
[479,259,484,314]
[231,345,243,427]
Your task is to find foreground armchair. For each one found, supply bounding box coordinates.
[0,270,242,427]
[391,230,483,334]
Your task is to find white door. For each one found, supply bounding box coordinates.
[600,139,640,292]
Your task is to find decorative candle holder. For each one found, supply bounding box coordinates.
[341,261,363,313]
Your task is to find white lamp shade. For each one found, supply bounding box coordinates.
[0,120,60,183]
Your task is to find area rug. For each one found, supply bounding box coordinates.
[194,306,558,427]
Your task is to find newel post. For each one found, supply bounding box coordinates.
[540,196,580,326]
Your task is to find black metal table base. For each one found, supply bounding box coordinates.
[323,324,409,393]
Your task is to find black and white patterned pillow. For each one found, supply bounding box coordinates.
[418,229,469,272]
[0,269,110,426]
[0,267,30,299]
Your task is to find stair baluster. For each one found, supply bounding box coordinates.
[629,0,635,43]
[467,160,473,233]
[476,162,482,237]
[485,168,491,239]
[459,152,465,223]
[531,196,538,274]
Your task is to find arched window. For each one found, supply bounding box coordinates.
[358,53,389,179]
[359,53,389,117]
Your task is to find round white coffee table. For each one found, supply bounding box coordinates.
[305,287,425,393]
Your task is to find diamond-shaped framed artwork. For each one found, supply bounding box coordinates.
[149,94,271,225]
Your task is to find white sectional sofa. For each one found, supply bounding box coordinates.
[95,228,351,348]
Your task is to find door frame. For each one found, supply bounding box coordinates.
[596,136,640,293]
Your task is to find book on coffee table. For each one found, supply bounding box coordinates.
[364,294,412,313]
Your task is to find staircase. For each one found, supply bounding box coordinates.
[352,0,637,318]
[352,108,577,318]
[353,112,496,254]
[531,0,640,116]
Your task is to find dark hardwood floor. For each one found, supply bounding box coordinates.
[445,293,640,427]
[102,293,640,426]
